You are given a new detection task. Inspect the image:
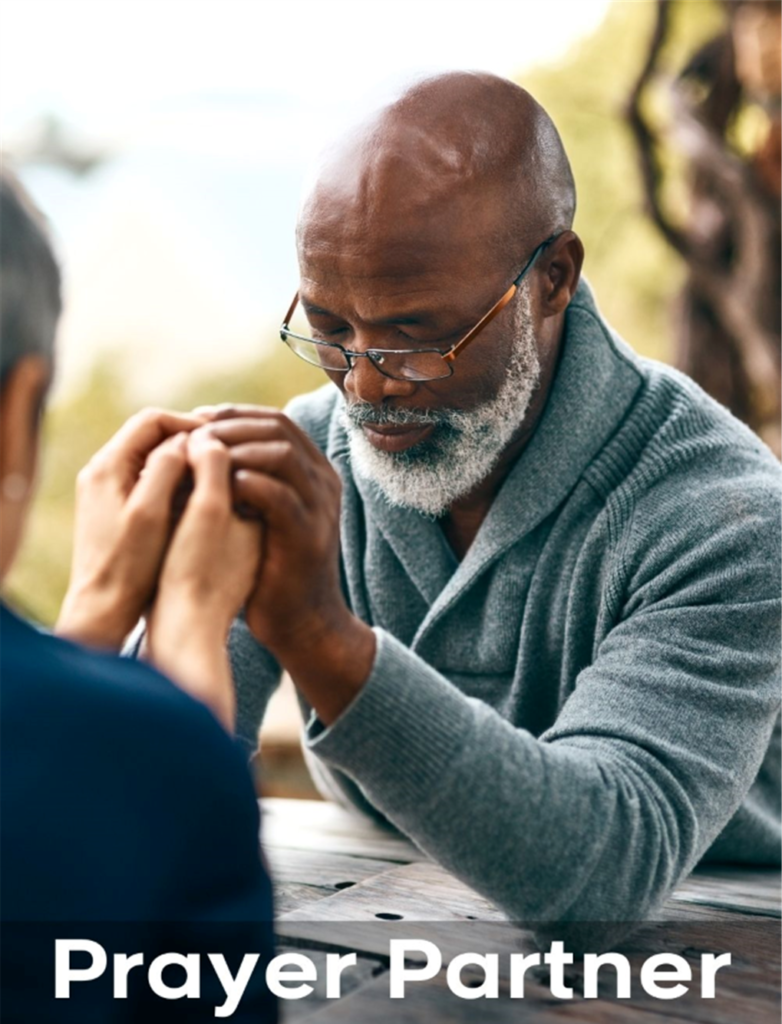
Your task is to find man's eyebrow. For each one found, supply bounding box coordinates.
[381,315,425,326]
[300,298,435,326]
[301,300,337,317]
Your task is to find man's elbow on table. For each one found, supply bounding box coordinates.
[468,756,699,951]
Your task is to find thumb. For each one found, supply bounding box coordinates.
[185,430,234,516]
[125,432,189,518]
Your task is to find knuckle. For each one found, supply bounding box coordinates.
[273,440,294,464]
[134,406,165,427]
[190,422,216,443]
[192,493,227,522]
[125,500,157,530]
[148,442,182,464]
[77,456,108,487]
[205,445,231,470]
[213,402,240,419]
[76,463,93,488]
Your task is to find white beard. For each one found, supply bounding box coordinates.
[342,283,541,517]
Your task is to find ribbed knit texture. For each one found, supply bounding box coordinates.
[230,279,781,928]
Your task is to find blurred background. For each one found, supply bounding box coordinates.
[2,0,779,795]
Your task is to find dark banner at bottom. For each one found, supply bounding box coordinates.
[1,916,779,1022]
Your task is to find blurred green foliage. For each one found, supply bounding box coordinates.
[6,0,726,626]
[522,0,724,361]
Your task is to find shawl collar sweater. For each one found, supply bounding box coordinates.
[230,279,781,926]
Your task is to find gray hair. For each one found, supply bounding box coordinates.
[0,166,61,388]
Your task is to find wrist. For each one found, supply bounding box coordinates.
[271,611,377,726]
[151,644,236,733]
[56,586,133,651]
[147,602,232,665]
[147,610,236,732]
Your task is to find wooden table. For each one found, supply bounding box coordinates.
[261,798,780,1022]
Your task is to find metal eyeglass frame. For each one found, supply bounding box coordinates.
[279,233,559,382]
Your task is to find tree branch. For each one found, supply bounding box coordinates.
[625,0,692,259]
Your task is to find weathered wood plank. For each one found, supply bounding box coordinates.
[295,967,698,1024]
[279,860,506,924]
[263,800,781,916]
[274,863,780,1022]
[285,921,779,1024]
[266,847,399,888]
[270,849,405,915]
[260,798,426,863]
[275,919,532,967]
[274,882,336,916]
[669,866,780,918]
[286,970,552,1024]
[661,901,755,923]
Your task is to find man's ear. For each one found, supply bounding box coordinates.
[539,231,584,318]
[0,354,51,484]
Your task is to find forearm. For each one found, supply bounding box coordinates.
[147,615,236,732]
[270,612,376,726]
[125,613,285,751]
[300,628,777,928]
[56,584,135,651]
[300,631,631,924]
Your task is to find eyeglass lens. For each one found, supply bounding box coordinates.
[282,333,451,381]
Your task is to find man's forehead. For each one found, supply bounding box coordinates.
[296,190,518,324]
[299,225,482,295]
[298,183,511,275]
[299,265,460,320]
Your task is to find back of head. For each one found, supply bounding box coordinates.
[0,168,61,389]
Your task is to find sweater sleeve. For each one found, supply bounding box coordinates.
[299,460,781,932]
[229,616,283,755]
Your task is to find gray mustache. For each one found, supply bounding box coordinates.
[344,403,448,428]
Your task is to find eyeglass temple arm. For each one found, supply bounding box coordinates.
[444,283,518,363]
[443,234,558,364]
[281,291,300,332]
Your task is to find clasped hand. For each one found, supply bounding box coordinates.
[57,404,373,730]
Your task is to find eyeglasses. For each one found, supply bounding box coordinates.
[279,234,557,382]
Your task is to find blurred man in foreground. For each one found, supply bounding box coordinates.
[193,72,780,934]
[0,170,276,1020]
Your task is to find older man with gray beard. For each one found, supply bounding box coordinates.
[342,278,540,516]
[181,72,781,933]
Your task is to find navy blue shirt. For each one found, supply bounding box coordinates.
[1,603,276,1021]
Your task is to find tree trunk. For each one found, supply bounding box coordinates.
[627,0,781,454]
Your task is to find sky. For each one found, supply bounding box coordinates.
[2,0,611,141]
[1,0,613,402]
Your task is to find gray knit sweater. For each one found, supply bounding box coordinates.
[230,279,781,927]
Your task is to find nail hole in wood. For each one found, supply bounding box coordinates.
[375,912,404,920]
[466,915,477,920]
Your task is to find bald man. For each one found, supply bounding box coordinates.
[199,73,780,930]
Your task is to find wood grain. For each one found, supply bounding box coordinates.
[261,798,426,863]
[266,847,399,887]
[263,798,780,1021]
[670,866,780,917]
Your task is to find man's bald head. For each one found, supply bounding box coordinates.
[298,71,576,275]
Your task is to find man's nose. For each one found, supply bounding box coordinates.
[343,353,417,405]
